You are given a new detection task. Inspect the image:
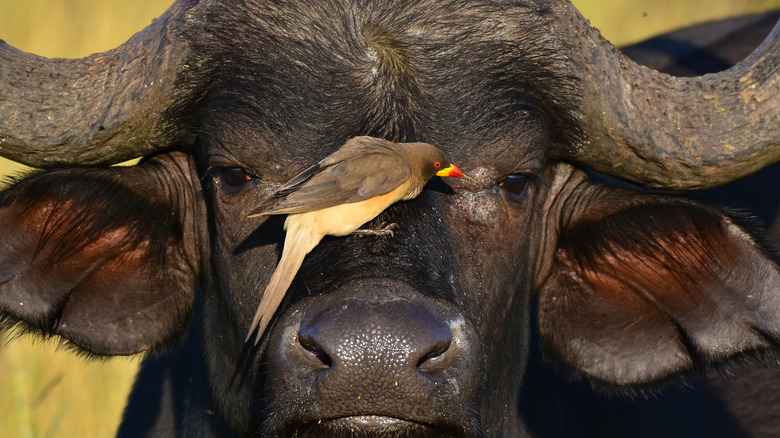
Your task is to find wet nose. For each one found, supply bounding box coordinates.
[296,298,455,408]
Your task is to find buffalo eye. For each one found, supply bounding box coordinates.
[499,174,530,201]
[218,167,252,190]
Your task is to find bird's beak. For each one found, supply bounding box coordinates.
[436,164,464,178]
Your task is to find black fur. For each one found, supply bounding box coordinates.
[188,0,580,149]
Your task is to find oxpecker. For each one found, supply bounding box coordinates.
[245,136,466,344]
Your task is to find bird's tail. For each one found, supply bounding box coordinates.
[246,229,319,345]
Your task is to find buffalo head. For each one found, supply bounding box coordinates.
[1,0,780,436]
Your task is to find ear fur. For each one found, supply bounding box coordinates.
[0,151,203,355]
[538,195,780,385]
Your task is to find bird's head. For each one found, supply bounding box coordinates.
[434,161,464,178]
[404,142,470,182]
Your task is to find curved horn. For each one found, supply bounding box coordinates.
[0,0,197,168]
[549,1,780,190]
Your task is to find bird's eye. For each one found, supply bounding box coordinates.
[434,162,442,168]
[219,167,252,189]
[499,174,530,201]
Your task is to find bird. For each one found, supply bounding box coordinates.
[245,136,467,344]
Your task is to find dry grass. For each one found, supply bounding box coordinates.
[577,0,780,45]
[0,333,141,438]
[1,0,779,436]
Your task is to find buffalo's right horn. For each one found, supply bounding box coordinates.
[0,0,197,168]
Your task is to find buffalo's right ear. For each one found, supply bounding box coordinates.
[0,151,204,356]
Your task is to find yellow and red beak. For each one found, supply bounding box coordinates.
[436,163,464,178]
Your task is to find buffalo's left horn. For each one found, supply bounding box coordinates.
[549,0,780,190]
[0,0,196,168]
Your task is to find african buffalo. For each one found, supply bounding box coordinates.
[1,1,780,436]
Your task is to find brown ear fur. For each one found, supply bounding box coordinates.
[0,152,202,355]
[538,197,780,385]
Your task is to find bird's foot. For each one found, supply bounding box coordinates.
[352,222,399,238]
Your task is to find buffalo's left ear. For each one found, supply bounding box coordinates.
[537,191,780,385]
[0,151,205,356]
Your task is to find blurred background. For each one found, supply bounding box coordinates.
[1,0,780,436]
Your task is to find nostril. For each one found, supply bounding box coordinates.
[299,332,333,368]
[417,338,452,371]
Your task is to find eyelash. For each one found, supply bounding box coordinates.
[208,167,254,193]
[499,174,534,201]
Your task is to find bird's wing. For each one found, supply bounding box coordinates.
[270,138,388,198]
[259,152,410,215]
[272,162,322,197]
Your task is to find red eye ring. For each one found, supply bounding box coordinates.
[434,162,442,168]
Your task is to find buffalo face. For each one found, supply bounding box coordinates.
[191,3,565,433]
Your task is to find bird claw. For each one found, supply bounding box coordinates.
[352,222,399,238]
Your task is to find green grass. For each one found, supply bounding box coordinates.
[1,0,779,436]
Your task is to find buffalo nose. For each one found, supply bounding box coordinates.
[296,298,455,408]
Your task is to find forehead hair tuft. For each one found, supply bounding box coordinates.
[363,23,416,90]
